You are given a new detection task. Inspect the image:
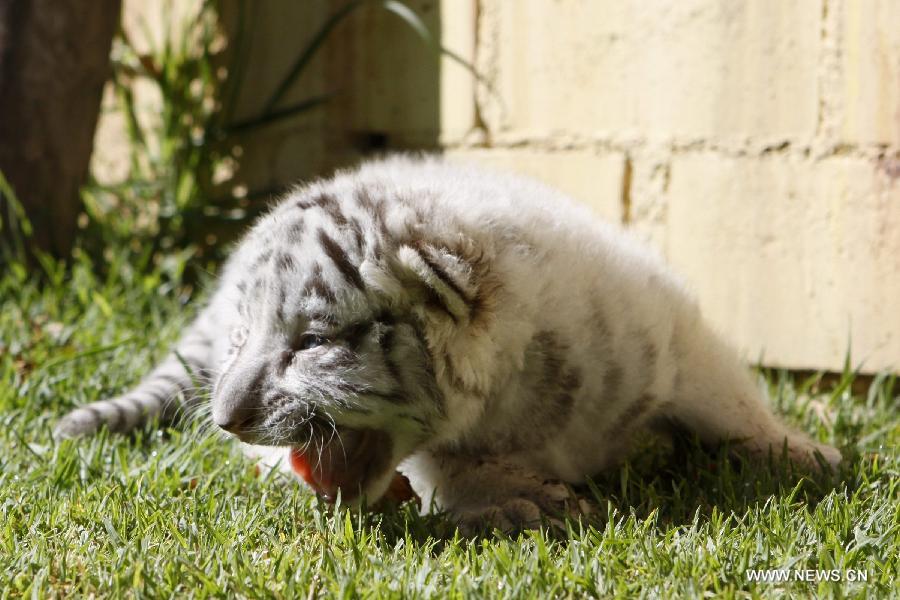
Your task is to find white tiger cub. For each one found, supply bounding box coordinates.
[56,156,841,529]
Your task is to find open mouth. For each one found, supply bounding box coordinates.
[289,427,393,502]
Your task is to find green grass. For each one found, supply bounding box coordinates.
[1,255,897,598]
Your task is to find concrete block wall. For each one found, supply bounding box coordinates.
[444,0,900,373]
[94,0,899,372]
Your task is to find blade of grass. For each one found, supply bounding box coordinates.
[36,337,137,373]
[382,0,494,95]
[0,169,33,261]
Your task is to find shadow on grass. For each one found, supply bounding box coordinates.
[580,431,852,526]
[361,429,856,549]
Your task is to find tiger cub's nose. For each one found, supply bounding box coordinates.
[215,411,254,435]
[212,360,266,437]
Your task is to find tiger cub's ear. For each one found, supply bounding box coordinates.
[393,240,479,322]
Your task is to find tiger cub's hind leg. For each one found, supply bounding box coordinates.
[54,359,196,438]
[665,323,842,471]
[54,311,216,439]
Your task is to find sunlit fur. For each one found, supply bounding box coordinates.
[57,156,841,528]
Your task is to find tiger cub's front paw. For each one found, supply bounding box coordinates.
[455,498,544,534]
[452,480,587,534]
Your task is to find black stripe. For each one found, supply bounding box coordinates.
[276,252,295,272]
[318,194,348,228]
[370,391,407,404]
[107,400,128,428]
[603,362,623,399]
[130,392,164,418]
[423,287,458,323]
[613,393,656,432]
[306,310,336,324]
[379,326,403,384]
[405,414,429,427]
[341,320,375,350]
[288,218,305,239]
[412,244,472,306]
[317,228,365,290]
[84,405,103,425]
[354,188,388,237]
[276,284,287,323]
[408,322,446,414]
[302,264,337,302]
[642,334,659,374]
[297,193,348,227]
[348,217,365,253]
[251,249,273,268]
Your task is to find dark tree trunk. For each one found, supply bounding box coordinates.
[0,0,120,257]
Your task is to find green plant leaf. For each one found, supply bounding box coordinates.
[261,0,365,114]
[228,93,335,134]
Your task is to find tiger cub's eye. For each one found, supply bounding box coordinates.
[296,334,325,351]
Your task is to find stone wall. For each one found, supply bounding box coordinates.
[446,0,900,373]
[95,0,900,372]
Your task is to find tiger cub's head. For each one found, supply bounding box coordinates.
[211,189,491,504]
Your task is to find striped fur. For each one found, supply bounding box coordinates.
[56,156,840,530]
[54,314,215,438]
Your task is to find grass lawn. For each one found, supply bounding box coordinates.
[1,255,897,598]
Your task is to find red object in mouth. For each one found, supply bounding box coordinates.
[288,428,385,502]
[288,448,318,489]
[288,430,415,505]
[383,470,415,504]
